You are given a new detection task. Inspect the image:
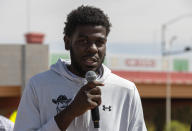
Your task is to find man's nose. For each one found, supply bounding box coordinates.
[88,43,98,54]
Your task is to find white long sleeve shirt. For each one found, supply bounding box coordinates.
[14,59,147,131]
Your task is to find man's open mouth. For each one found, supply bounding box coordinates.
[83,57,98,66]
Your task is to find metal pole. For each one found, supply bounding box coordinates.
[164,36,177,129]
[161,25,166,55]
[161,14,192,129]
[161,24,171,127]
[166,54,171,127]
[21,45,26,94]
[26,0,31,32]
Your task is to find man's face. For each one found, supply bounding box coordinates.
[65,25,107,77]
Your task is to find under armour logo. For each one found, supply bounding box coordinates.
[103,105,112,111]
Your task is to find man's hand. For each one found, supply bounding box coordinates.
[70,81,104,117]
[55,81,104,131]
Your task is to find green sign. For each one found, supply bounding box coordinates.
[173,59,189,72]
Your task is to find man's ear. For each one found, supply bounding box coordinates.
[64,36,71,50]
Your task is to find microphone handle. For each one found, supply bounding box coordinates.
[91,107,100,128]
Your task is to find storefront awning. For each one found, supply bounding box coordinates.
[112,70,192,85]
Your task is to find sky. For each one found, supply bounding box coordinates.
[1,0,192,55]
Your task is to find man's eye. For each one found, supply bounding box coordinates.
[96,40,105,46]
[78,39,87,44]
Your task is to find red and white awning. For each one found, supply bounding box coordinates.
[112,70,192,85]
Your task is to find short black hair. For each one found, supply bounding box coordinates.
[64,5,111,37]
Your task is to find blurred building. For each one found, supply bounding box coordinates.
[106,54,192,98]
[0,44,48,117]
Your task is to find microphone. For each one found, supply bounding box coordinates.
[85,71,100,128]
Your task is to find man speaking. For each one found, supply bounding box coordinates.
[14,5,147,131]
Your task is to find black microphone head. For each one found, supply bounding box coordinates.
[85,71,97,82]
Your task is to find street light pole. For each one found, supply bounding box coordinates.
[161,25,166,54]
[26,0,31,33]
[161,23,174,127]
[161,13,192,128]
[161,13,192,54]
[163,45,192,128]
[165,36,177,126]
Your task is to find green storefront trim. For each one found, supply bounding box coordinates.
[173,59,189,72]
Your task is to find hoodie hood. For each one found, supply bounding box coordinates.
[51,58,111,84]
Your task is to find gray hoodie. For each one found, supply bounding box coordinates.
[14,58,147,131]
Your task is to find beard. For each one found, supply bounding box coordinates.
[69,47,105,77]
